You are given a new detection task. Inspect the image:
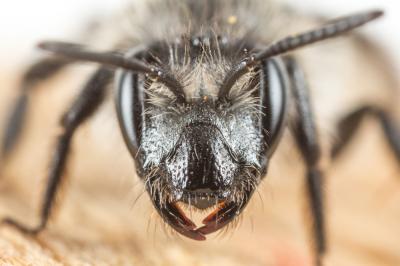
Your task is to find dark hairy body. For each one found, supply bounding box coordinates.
[0,1,399,265]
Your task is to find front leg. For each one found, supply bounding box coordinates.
[1,57,72,158]
[286,58,326,266]
[2,67,113,234]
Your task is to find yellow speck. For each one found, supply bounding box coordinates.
[203,96,208,102]
[227,15,238,25]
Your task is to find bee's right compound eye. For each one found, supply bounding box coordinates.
[115,70,145,157]
[259,58,289,158]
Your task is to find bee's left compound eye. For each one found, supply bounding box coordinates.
[259,58,289,159]
[115,70,145,156]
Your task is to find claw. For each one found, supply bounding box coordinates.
[154,199,206,241]
[196,201,239,235]
[147,177,254,240]
[196,189,253,235]
[2,218,44,235]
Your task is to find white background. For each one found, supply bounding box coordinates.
[0,0,399,71]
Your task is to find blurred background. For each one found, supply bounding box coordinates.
[0,1,399,266]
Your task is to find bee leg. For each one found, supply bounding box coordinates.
[2,67,113,234]
[332,107,400,162]
[377,110,400,162]
[286,58,326,266]
[1,57,72,158]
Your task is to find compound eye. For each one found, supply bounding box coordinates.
[115,70,145,156]
[259,58,289,157]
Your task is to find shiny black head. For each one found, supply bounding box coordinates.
[115,36,288,240]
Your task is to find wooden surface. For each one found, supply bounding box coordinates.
[0,65,400,266]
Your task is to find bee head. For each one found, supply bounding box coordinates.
[115,37,288,240]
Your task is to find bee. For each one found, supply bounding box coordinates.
[1,1,398,265]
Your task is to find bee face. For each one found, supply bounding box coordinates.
[141,103,262,239]
[147,102,262,194]
[115,38,288,239]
